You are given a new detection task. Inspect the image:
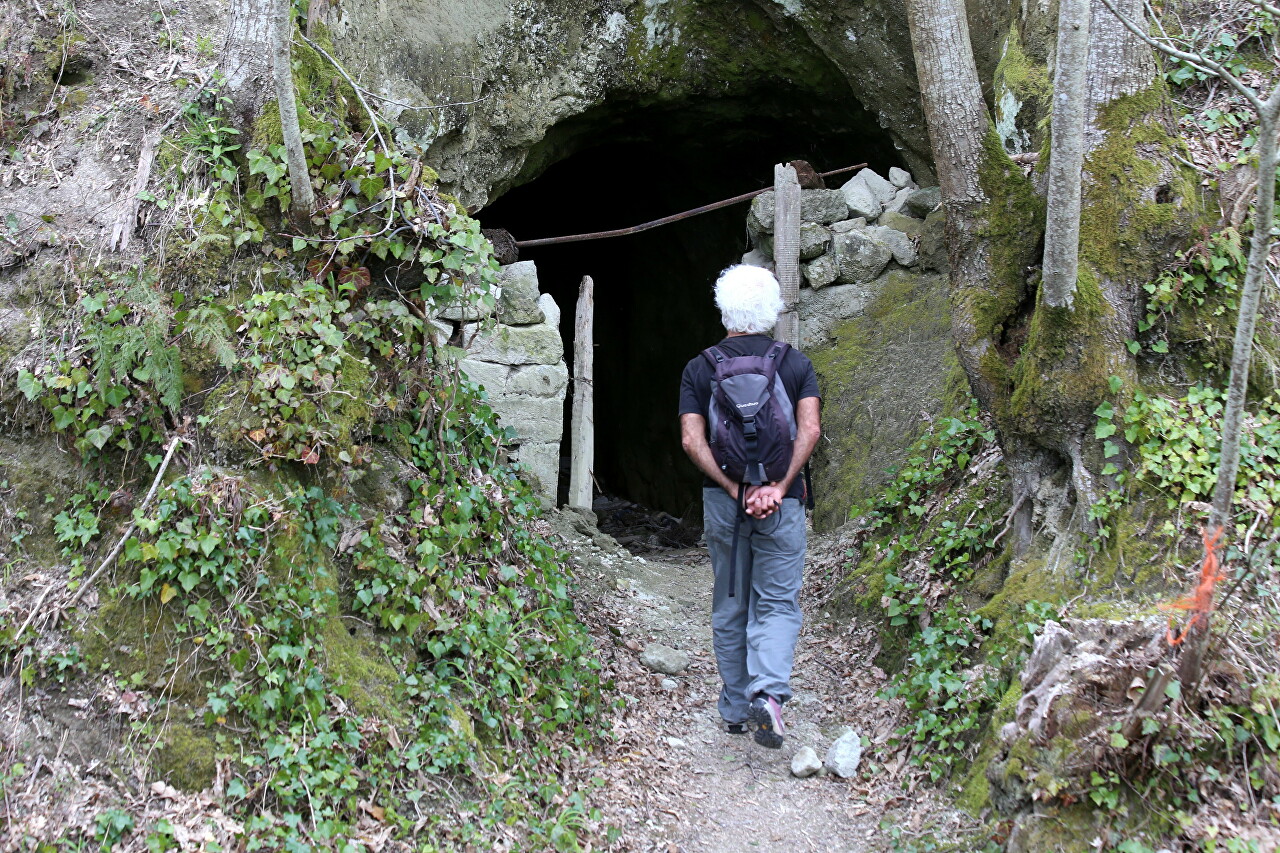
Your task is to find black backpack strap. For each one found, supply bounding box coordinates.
[762,340,790,385]
[728,483,745,598]
[702,346,728,369]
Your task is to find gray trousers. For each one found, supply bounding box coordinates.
[703,488,805,724]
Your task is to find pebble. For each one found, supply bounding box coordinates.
[660,678,677,691]
[790,746,822,778]
[665,736,686,749]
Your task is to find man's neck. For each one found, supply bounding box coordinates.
[724,331,762,338]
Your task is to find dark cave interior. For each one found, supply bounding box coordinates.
[477,87,904,517]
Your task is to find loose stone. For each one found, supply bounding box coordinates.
[799,222,831,261]
[858,168,898,204]
[840,176,882,220]
[824,729,863,778]
[866,225,918,267]
[639,643,690,675]
[889,166,917,189]
[830,217,867,234]
[791,746,822,778]
[803,254,838,290]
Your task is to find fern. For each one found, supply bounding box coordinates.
[85,274,183,414]
[184,302,237,370]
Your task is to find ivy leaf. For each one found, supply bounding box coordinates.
[159,583,177,604]
[1095,421,1117,439]
[15,370,41,401]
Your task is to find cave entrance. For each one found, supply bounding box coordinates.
[478,88,902,519]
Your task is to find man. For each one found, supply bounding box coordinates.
[678,264,821,749]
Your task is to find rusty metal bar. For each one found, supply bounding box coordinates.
[512,163,867,248]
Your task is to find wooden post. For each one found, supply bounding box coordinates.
[569,276,595,510]
[773,163,801,346]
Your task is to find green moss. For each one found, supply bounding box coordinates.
[251,31,357,149]
[79,595,207,703]
[322,618,407,722]
[966,126,1045,344]
[809,270,963,530]
[1006,269,1116,436]
[995,30,1052,103]
[1078,87,1196,281]
[152,722,217,792]
[977,556,1071,650]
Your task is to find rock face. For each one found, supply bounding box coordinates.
[459,261,566,503]
[638,643,690,675]
[824,729,863,778]
[321,0,1020,208]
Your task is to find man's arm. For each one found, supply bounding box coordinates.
[680,413,740,499]
[748,396,821,514]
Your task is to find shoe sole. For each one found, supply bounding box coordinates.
[747,702,784,749]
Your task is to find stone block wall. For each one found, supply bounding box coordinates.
[741,166,946,351]
[742,167,961,530]
[456,261,568,504]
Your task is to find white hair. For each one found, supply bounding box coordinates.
[714,265,784,334]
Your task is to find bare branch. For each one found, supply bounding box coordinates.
[1245,0,1280,18]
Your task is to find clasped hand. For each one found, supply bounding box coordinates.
[743,484,785,519]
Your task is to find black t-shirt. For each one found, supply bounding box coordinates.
[679,334,821,500]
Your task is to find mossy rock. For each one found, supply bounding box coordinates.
[152,721,217,792]
[79,595,210,704]
[322,617,408,723]
[808,269,969,531]
[0,436,93,565]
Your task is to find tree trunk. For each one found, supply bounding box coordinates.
[272,0,314,224]
[1042,0,1091,308]
[906,0,1048,549]
[1210,112,1278,533]
[221,0,272,129]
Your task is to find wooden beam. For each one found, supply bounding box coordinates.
[569,275,595,510]
[772,163,801,346]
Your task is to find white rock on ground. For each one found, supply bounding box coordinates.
[661,678,678,691]
[824,729,863,778]
[791,746,823,778]
[639,643,690,675]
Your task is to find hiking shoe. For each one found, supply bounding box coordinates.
[725,721,747,735]
[747,695,785,749]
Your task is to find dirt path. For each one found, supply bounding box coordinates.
[553,513,973,851]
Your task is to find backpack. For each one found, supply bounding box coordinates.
[702,340,798,486]
[702,340,799,598]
